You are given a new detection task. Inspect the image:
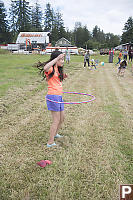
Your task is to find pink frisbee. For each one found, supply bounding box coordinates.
[37,160,52,168]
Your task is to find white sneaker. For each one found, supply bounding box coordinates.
[54,134,63,138]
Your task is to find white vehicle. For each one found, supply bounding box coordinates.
[45,47,79,54]
[8,44,20,51]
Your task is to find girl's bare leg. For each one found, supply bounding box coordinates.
[47,111,60,144]
[117,69,121,76]
[56,111,65,134]
[121,69,125,77]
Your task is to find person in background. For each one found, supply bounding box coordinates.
[65,47,70,64]
[115,50,123,65]
[84,50,90,67]
[117,59,127,77]
[128,49,133,63]
[109,48,114,63]
[123,49,128,60]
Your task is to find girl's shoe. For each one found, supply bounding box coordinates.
[54,134,63,138]
[47,143,56,147]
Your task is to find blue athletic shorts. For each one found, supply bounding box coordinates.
[46,94,64,112]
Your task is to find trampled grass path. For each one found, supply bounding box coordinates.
[0,62,133,200]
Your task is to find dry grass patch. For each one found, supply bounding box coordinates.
[0,60,133,200]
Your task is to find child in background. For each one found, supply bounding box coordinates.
[90,59,96,69]
[123,49,128,60]
[117,60,127,77]
[116,50,122,65]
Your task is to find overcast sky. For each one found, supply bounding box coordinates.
[3,0,133,35]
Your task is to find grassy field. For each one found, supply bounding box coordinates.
[0,53,133,200]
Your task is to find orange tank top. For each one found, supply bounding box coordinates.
[45,66,63,95]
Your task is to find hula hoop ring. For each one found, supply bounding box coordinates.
[46,92,96,104]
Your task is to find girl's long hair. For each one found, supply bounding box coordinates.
[33,50,64,81]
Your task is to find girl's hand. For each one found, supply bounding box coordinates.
[57,54,64,60]
[44,54,64,72]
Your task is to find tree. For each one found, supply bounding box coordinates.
[65,28,73,44]
[31,2,43,31]
[55,11,66,39]
[73,22,91,48]
[104,33,120,48]
[51,10,66,44]
[44,3,54,31]
[12,0,31,32]
[0,0,9,43]
[9,0,18,41]
[44,4,66,45]
[92,25,99,40]
[86,39,100,50]
[121,16,133,43]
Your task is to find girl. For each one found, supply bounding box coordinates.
[116,50,122,65]
[35,50,67,147]
[117,60,127,77]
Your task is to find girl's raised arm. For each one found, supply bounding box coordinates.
[44,54,64,72]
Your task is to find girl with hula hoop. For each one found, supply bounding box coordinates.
[35,50,67,147]
[34,50,96,147]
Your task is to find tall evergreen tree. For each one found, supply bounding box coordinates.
[52,10,66,40]
[0,0,9,43]
[74,22,91,48]
[13,0,31,32]
[92,25,99,40]
[31,2,43,31]
[51,11,66,45]
[9,0,18,41]
[65,28,74,44]
[121,16,133,43]
[92,26,105,43]
[44,3,54,31]
[44,4,66,45]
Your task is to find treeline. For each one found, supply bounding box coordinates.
[0,0,133,49]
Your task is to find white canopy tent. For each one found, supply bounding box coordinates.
[16,32,50,49]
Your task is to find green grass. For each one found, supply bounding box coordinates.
[0,54,48,96]
[0,49,10,54]
[0,52,133,200]
[0,52,119,97]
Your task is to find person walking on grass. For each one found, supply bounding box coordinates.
[115,50,122,65]
[84,50,90,67]
[34,50,67,147]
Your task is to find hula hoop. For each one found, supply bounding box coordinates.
[46,92,96,104]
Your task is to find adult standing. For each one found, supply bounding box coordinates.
[65,47,70,64]
[84,50,90,67]
[128,49,133,63]
[109,48,114,63]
